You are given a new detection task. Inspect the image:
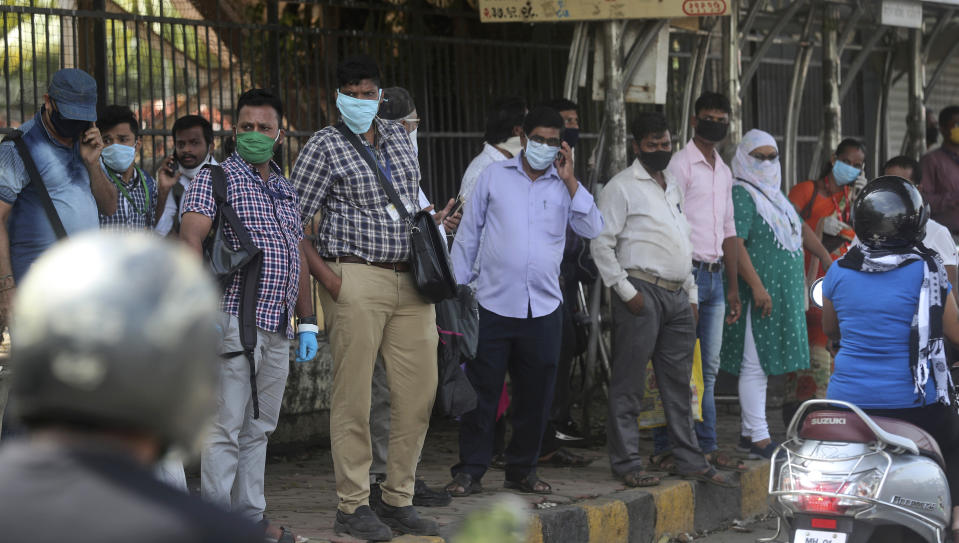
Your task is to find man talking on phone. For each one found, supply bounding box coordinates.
[446,106,603,497]
[155,115,217,236]
[0,68,118,436]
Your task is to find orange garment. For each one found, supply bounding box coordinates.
[784,179,855,404]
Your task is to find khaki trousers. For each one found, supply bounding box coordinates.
[320,262,438,514]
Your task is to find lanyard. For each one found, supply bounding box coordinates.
[106,166,150,215]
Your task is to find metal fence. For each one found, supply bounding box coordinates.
[0,0,580,205]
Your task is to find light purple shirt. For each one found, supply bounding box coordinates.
[451,153,604,319]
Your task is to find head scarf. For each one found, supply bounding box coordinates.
[732,129,803,253]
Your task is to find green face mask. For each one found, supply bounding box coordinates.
[235,130,279,164]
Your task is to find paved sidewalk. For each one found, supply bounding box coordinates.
[213,402,786,542]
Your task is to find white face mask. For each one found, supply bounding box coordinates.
[499,136,524,158]
[178,153,211,180]
[409,128,418,157]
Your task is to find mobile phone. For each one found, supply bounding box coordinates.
[450,196,467,217]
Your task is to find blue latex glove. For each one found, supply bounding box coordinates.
[295,331,318,363]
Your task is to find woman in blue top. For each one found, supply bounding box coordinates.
[822,176,959,536]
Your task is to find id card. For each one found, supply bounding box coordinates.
[385,203,401,222]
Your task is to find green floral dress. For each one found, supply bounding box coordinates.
[720,186,810,376]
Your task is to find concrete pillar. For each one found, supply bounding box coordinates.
[603,20,628,179]
[822,5,842,159]
[906,28,926,160]
[722,0,742,151]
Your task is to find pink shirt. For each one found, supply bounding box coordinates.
[666,139,736,262]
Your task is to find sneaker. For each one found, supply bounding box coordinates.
[554,419,586,443]
[736,435,751,454]
[374,501,439,536]
[334,505,392,541]
[412,478,452,507]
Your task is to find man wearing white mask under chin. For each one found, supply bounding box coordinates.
[446,106,603,498]
[97,105,158,231]
[292,55,440,541]
[154,114,217,236]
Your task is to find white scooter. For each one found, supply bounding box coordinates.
[764,278,953,543]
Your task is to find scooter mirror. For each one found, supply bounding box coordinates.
[809,277,824,309]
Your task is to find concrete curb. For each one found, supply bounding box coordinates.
[361,460,770,543]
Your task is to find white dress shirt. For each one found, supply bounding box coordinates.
[154,156,218,236]
[459,142,511,200]
[591,159,698,304]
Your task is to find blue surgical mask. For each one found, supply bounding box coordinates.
[336,90,381,135]
[832,159,861,186]
[524,139,560,171]
[101,143,137,172]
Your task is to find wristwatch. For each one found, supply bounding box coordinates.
[297,315,317,326]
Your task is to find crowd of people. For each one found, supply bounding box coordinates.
[1,57,959,543]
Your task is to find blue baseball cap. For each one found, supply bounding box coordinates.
[47,69,98,121]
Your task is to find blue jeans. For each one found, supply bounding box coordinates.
[653,267,725,455]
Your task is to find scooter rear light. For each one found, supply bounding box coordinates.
[776,467,880,515]
[799,482,844,514]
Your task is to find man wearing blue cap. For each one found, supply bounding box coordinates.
[0,68,118,435]
[0,69,117,285]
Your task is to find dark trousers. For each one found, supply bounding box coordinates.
[541,298,578,455]
[607,278,709,476]
[863,403,959,505]
[453,305,562,482]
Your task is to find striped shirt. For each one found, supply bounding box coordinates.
[291,119,421,263]
[98,166,157,231]
[181,153,303,338]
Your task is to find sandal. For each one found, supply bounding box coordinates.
[261,519,308,543]
[682,467,738,488]
[445,472,482,497]
[705,450,748,472]
[539,447,593,467]
[648,451,679,474]
[620,470,661,488]
[749,440,780,460]
[504,474,552,494]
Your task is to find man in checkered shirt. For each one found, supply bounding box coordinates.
[180,89,317,543]
[291,55,439,541]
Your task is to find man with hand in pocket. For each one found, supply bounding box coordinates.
[590,112,736,489]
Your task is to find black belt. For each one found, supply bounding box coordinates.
[692,259,723,273]
[324,255,411,272]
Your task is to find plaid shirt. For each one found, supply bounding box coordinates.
[181,153,303,338]
[99,165,158,231]
[291,119,420,262]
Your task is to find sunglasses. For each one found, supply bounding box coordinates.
[749,152,779,162]
[529,134,562,147]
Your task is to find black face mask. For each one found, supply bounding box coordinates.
[695,118,729,143]
[562,128,580,149]
[639,150,672,173]
[44,104,90,140]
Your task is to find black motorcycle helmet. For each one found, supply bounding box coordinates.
[852,175,928,250]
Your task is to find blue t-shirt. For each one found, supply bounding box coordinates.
[0,114,99,281]
[824,260,944,409]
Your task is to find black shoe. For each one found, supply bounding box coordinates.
[489,454,506,470]
[369,482,383,509]
[412,478,452,507]
[374,501,439,536]
[333,505,392,541]
[554,419,586,443]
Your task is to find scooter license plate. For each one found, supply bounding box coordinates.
[793,529,847,543]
